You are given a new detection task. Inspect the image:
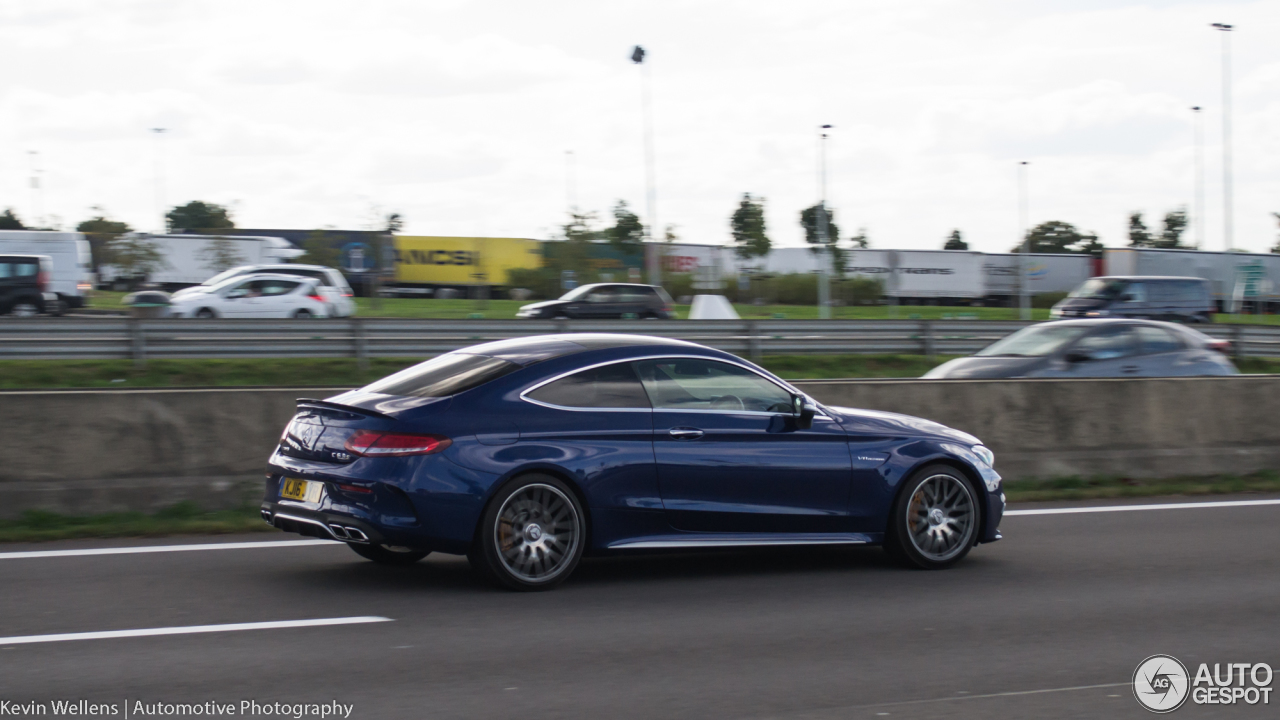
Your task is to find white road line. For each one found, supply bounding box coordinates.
[845,681,1131,711]
[0,539,335,561]
[1005,498,1280,516]
[0,617,392,646]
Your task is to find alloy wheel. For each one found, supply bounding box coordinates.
[494,483,580,583]
[905,473,976,562]
[12,303,38,318]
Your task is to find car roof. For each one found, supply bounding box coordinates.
[571,282,660,290]
[460,333,698,365]
[0,254,50,260]
[246,264,334,272]
[1090,276,1210,282]
[225,272,317,283]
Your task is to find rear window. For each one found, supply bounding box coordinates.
[361,353,520,398]
[14,262,37,277]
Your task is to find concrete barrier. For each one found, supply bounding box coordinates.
[2,376,1278,517]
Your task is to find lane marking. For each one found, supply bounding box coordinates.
[845,682,1131,711]
[0,617,391,646]
[0,539,335,561]
[1005,498,1280,517]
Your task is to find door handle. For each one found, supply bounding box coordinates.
[668,427,704,439]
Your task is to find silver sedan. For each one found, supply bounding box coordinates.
[924,319,1238,379]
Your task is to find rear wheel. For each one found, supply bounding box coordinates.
[886,464,979,569]
[470,474,585,591]
[293,309,314,319]
[11,302,39,318]
[347,543,430,566]
[195,308,216,319]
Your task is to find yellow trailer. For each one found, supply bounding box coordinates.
[392,236,542,286]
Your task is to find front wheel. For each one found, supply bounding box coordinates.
[470,474,585,591]
[293,309,314,319]
[195,308,217,319]
[348,543,430,566]
[11,302,39,318]
[885,464,980,569]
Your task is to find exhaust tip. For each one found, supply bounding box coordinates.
[327,524,351,540]
[345,527,369,543]
[260,509,273,524]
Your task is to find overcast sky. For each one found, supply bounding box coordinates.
[1,0,1276,253]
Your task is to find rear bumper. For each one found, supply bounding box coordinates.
[260,502,386,545]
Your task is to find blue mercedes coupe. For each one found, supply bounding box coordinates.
[262,334,1004,590]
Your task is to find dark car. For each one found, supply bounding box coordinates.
[0,254,56,317]
[516,283,676,320]
[924,319,1236,379]
[1051,276,1214,323]
[262,334,1003,590]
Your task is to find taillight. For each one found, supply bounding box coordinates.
[1207,339,1231,354]
[37,271,49,292]
[343,292,353,297]
[343,430,452,457]
[307,293,324,303]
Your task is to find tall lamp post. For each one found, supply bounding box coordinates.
[1191,106,1205,249]
[151,127,167,233]
[1018,161,1030,321]
[817,124,833,319]
[631,45,661,285]
[1211,23,1234,252]
[27,150,41,228]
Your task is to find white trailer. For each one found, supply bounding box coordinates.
[0,231,94,309]
[982,253,1095,302]
[101,233,304,289]
[1105,247,1280,311]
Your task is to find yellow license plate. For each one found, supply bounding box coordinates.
[280,478,320,502]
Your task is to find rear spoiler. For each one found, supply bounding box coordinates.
[295,398,394,420]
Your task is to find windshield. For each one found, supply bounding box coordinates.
[360,353,521,398]
[976,325,1092,358]
[558,284,597,301]
[201,267,251,287]
[1069,278,1128,300]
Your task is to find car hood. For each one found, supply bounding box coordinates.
[923,356,1047,379]
[519,300,566,311]
[824,405,979,445]
[171,287,213,299]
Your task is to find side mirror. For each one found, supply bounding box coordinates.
[1064,350,1092,363]
[792,394,815,429]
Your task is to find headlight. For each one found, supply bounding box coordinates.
[971,445,995,468]
[1049,308,1061,318]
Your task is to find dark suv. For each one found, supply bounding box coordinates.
[1051,276,1214,323]
[0,255,55,317]
[516,283,676,320]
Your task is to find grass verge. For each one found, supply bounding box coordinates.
[2,473,1277,542]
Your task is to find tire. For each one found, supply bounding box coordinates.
[11,302,39,318]
[470,474,586,591]
[293,309,314,319]
[885,464,980,570]
[347,543,430,566]
[195,308,216,319]
[553,313,570,320]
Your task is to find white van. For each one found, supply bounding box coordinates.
[0,231,93,310]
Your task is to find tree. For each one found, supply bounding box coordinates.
[1158,209,1189,248]
[800,204,842,275]
[849,228,869,248]
[77,209,133,270]
[166,201,234,233]
[106,234,166,279]
[943,229,968,250]
[1127,212,1152,247]
[384,212,403,234]
[606,200,645,255]
[729,194,770,260]
[299,229,341,268]
[198,236,247,273]
[0,208,24,230]
[1014,220,1101,255]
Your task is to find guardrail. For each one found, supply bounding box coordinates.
[0,318,1271,364]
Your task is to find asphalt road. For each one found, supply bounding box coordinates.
[2,497,1278,719]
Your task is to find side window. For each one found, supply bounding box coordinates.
[14,262,37,277]
[1072,327,1138,361]
[262,280,300,296]
[526,363,650,409]
[586,287,618,304]
[1124,283,1147,302]
[636,358,794,413]
[0,263,11,279]
[225,280,259,298]
[1136,326,1184,355]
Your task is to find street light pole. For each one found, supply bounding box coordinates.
[1018,161,1030,321]
[151,128,167,233]
[1191,106,1205,249]
[27,150,41,228]
[565,150,577,214]
[631,45,661,285]
[817,125,833,319]
[1211,23,1234,252]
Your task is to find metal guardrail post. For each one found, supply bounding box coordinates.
[556,319,570,335]
[1233,324,1245,362]
[130,318,146,367]
[352,318,368,371]
[748,321,761,362]
[922,320,935,360]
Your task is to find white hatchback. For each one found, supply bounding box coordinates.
[170,273,331,319]
[172,264,356,317]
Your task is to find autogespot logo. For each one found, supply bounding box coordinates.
[1134,655,1190,713]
